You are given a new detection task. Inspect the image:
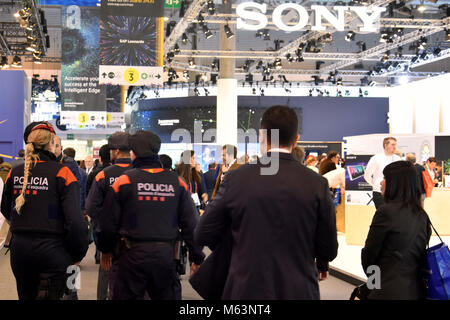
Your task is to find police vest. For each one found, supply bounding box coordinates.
[113,168,182,241]
[6,161,78,235]
[95,162,131,195]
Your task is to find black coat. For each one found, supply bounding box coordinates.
[194,152,338,300]
[361,202,431,300]
[203,169,217,199]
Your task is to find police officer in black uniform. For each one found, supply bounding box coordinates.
[1,122,88,300]
[86,131,132,300]
[96,130,205,300]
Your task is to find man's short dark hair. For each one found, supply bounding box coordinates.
[327,151,339,160]
[159,154,173,170]
[0,157,4,164]
[99,144,111,165]
[208,162,217,170]
[18,149,25,158]
[63,147,76,159]
[222,145,237,159]
[260,105,298,147]
[427,157,437,163]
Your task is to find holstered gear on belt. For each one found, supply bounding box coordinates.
[36,273,68,300]
[174,231,187,275]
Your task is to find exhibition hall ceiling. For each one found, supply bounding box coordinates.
[0,0,449,86]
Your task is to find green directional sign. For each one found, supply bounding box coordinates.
[165,0,181,9]
[67,134,74,140]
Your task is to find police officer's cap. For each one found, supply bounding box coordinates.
[24,121,56,143]
[129,130,161,158]
[108,132,131,151]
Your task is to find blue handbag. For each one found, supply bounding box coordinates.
[423,220,450,300]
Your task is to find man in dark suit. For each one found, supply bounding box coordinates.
[203,162,217,200]
[194,105,338,300]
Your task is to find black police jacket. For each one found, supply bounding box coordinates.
[86,158,132,221]
[0,150,89,263]
[95,161,205,265]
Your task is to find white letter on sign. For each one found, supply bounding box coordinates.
[311,5,347,32]
[351,6,386,32]
[272,3,309,32]
[236,2,268,31]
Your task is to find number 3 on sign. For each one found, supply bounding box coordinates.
[124,68,139,84]
[78,113,89,124]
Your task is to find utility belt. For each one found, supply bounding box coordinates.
[113,237,173,256]
[114,234,187,275]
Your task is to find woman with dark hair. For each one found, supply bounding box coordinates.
[177,150,208,210]
[361,160,431,300]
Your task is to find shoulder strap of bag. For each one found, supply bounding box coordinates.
[426,216,443,249]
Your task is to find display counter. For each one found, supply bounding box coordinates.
[345,187,450,246]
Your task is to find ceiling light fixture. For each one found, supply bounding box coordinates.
[224,23,234,39]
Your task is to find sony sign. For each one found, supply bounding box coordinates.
[236,2,386,33]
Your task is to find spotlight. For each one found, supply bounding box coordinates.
[224,24,234,39]
[321,33,333,43]
[418,0,427,12]
[182,33,189,45]
[260,88,265,96]
[381,51,390,62]
[315,61,325,70]
[12,55,22,68]
[433,48,442,56]
[15,8,31,20]
[197,13,205,26]
[286,53,294,63]
[207,0,215,15]
[285,88,291,93]
[255,30,263,38]
[357,41,367,52]
[345,31,356,42]
[328,72,336,84]
[245,73,254,84]
[252,88,257,95]
[194,87,200,96]
[263,29,270,41]
[210,73,218,85]
[204,88,210,96]
[188,58,196,68]
[1,56,9,69]
[274,58,282,70]
[418,37,427,50]
[27,34,37,42]
[336,78,343,86]
[173,43,181,54]
[211,58,219,71]
[203,25,213,39]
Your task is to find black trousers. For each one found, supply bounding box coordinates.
[111,242,181,300]
[372,192,385,209]
[10,233,73,300]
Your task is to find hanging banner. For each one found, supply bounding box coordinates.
[99,1,163,85]
[99,65,164,86]
[61,5,107,115]
[100,0,164,17]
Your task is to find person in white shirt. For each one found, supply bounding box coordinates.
[364,137,402,209]
[84,155,94,175]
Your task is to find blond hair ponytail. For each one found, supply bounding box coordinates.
[15,129,54,214]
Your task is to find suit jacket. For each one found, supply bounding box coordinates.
[195,152,338,300]
[211,162,242,200]
[203,169,217,199]
[361,202,431,300]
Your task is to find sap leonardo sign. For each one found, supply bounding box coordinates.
[236,2,386,33]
